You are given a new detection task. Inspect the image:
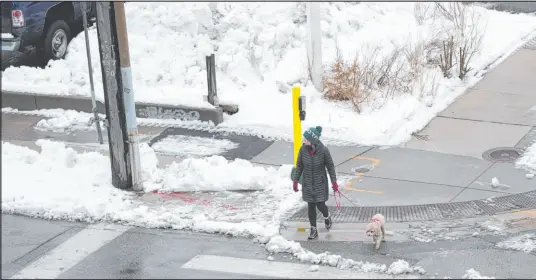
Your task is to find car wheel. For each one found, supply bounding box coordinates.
[42,20,71,62]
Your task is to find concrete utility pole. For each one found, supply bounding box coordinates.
[95,1,142,190]
[307,2,323,92]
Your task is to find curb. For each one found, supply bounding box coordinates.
[1,90,224,125]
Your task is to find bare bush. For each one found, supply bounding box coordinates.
[323,45,423,112]
[439,36,455,78]
[435,3,486,79]
[413,3,435,25]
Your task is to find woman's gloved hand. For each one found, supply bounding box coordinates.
[332,182,339,192]
[293,180,299,192]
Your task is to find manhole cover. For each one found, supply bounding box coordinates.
[351,164,374,173]
[482,147,524,163]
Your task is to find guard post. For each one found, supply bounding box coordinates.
[291,86,306,183]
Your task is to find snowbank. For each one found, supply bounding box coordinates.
[3,3,536,146]
[516,141,536,173]
[1,140,302,237]
[262,235,426,275]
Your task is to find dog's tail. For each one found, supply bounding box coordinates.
[385,230,394,236]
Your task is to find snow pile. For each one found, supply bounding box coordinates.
[496,233,536,253]
[516,141,536,173]
[151,135,239,157]
[3,3,536,146]
[262,235,426,275]
[34,110,97,133]
[1,140,303,238]
[462,269,495,279]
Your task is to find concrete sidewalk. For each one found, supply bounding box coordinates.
[405,37,536,159]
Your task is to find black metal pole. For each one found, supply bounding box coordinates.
[95,1,132,189]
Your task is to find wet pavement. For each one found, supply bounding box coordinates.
[3,213,536,279]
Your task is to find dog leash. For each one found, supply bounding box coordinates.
[334,190,341,209]
[334,190,360,208]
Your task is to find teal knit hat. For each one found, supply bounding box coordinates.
[303,126,322,144]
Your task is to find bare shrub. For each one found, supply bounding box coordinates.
[322,48,376,113]
[323,45,420,112]
[435,3,486,79]
[439,36,455,78]
[413,3,435,25]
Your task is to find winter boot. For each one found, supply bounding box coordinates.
[308,226,318,240]
[325,214,332,230]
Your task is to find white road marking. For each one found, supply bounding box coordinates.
[181,254,419,279]
[10,223,131,279]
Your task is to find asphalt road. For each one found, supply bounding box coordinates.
[3,214,536,279]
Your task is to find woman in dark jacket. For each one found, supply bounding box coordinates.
[292,126,339,240]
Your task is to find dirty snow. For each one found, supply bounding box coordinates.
[34,110,98,133]
[1,140,303,237]
[516,141,536,173]
[496,233,536,253]
[308,265,320,272]
[462,268,495,279]
[151,135,239,157]
[263,235,426,276]
[3,3,536,146]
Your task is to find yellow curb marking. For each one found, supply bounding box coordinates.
[342,155,384,195]
[511,209,536,216]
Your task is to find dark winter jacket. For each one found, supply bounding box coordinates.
[292,141,337,203]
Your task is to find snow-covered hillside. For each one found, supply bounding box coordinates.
[2,3,536,145]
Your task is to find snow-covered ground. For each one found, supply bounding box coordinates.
[516,141,536,174]
[1,139,430,276]
[3,3,536,146]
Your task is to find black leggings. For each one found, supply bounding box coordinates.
[308,202,329,227]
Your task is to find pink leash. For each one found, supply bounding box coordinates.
[334,190,341,210]
[334,190,359,209]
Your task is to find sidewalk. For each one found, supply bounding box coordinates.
[405,37,536,158]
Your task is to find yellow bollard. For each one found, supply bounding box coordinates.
[292,87,302,166]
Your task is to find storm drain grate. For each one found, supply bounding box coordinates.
[482,147,524,163]
[289,191,536,222]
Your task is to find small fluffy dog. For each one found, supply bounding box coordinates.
[365,213,386,250]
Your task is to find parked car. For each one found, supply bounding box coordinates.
[1,1,96,69]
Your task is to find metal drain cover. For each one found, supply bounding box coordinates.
[351,164,375,173]
[482,147,524,163]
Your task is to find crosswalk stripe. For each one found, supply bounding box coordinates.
[181,254,418,279]
[10,223,131,279]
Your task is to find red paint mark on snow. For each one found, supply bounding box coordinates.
[152,190,239,210]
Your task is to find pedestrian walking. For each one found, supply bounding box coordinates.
[291,126,339,240]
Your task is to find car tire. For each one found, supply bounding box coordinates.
[41,20,71,62]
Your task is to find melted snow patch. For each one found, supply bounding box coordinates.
[496,233,536,253]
